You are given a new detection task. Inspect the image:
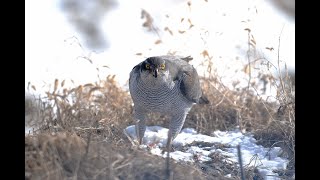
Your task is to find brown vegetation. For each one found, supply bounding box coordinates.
[25,62,295,179]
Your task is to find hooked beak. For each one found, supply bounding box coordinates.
[153,68,159,78]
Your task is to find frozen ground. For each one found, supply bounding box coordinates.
[125,125,289,180]
[26,1,294,179]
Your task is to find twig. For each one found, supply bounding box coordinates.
[123,129,136,146]
[246,29,252,90]
[165,132,173,180]
[277,25,288,103]
[252,87,276,121]
[165,151,171,180]
[208,81,234,106]
[74,126,104,131]
[246,57,278,71]
[73,124,93,180]
[237,145,245,180]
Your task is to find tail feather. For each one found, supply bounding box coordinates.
[198,95,209,104]
[181,56,193,63]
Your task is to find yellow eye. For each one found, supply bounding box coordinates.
[145,63,150,69]
[160,64,165,70]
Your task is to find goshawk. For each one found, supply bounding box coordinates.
[129,55,209,151]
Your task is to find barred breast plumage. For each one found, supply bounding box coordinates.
[130,69,192,113]
[129,55,209,151]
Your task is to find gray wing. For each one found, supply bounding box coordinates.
[160,56,203,103]
[129,62,141,84]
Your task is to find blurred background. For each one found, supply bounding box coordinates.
[25,0,294,98]
[25,2,295,178]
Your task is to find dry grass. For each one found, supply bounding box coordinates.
[254,69,295,172]
[25,52,294,180]
[26,132,232,180]
[25,76,235,179]
[25,65,295,179]
[26,2,295,179]
[187,77,277,133]
[26,75,133,145]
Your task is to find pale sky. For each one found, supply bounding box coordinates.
[25,0,294,96]
[25,2,294,178]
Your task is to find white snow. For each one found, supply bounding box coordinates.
[26,1,294,179]
[125,125,289,180]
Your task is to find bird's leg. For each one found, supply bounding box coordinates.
[135,118,146,145]
[164,112,187,176]
[169,112,187,142]
[162,129,174,154]
[134,109,146,145]
[166,130,173,152]
[163,112,188,153]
